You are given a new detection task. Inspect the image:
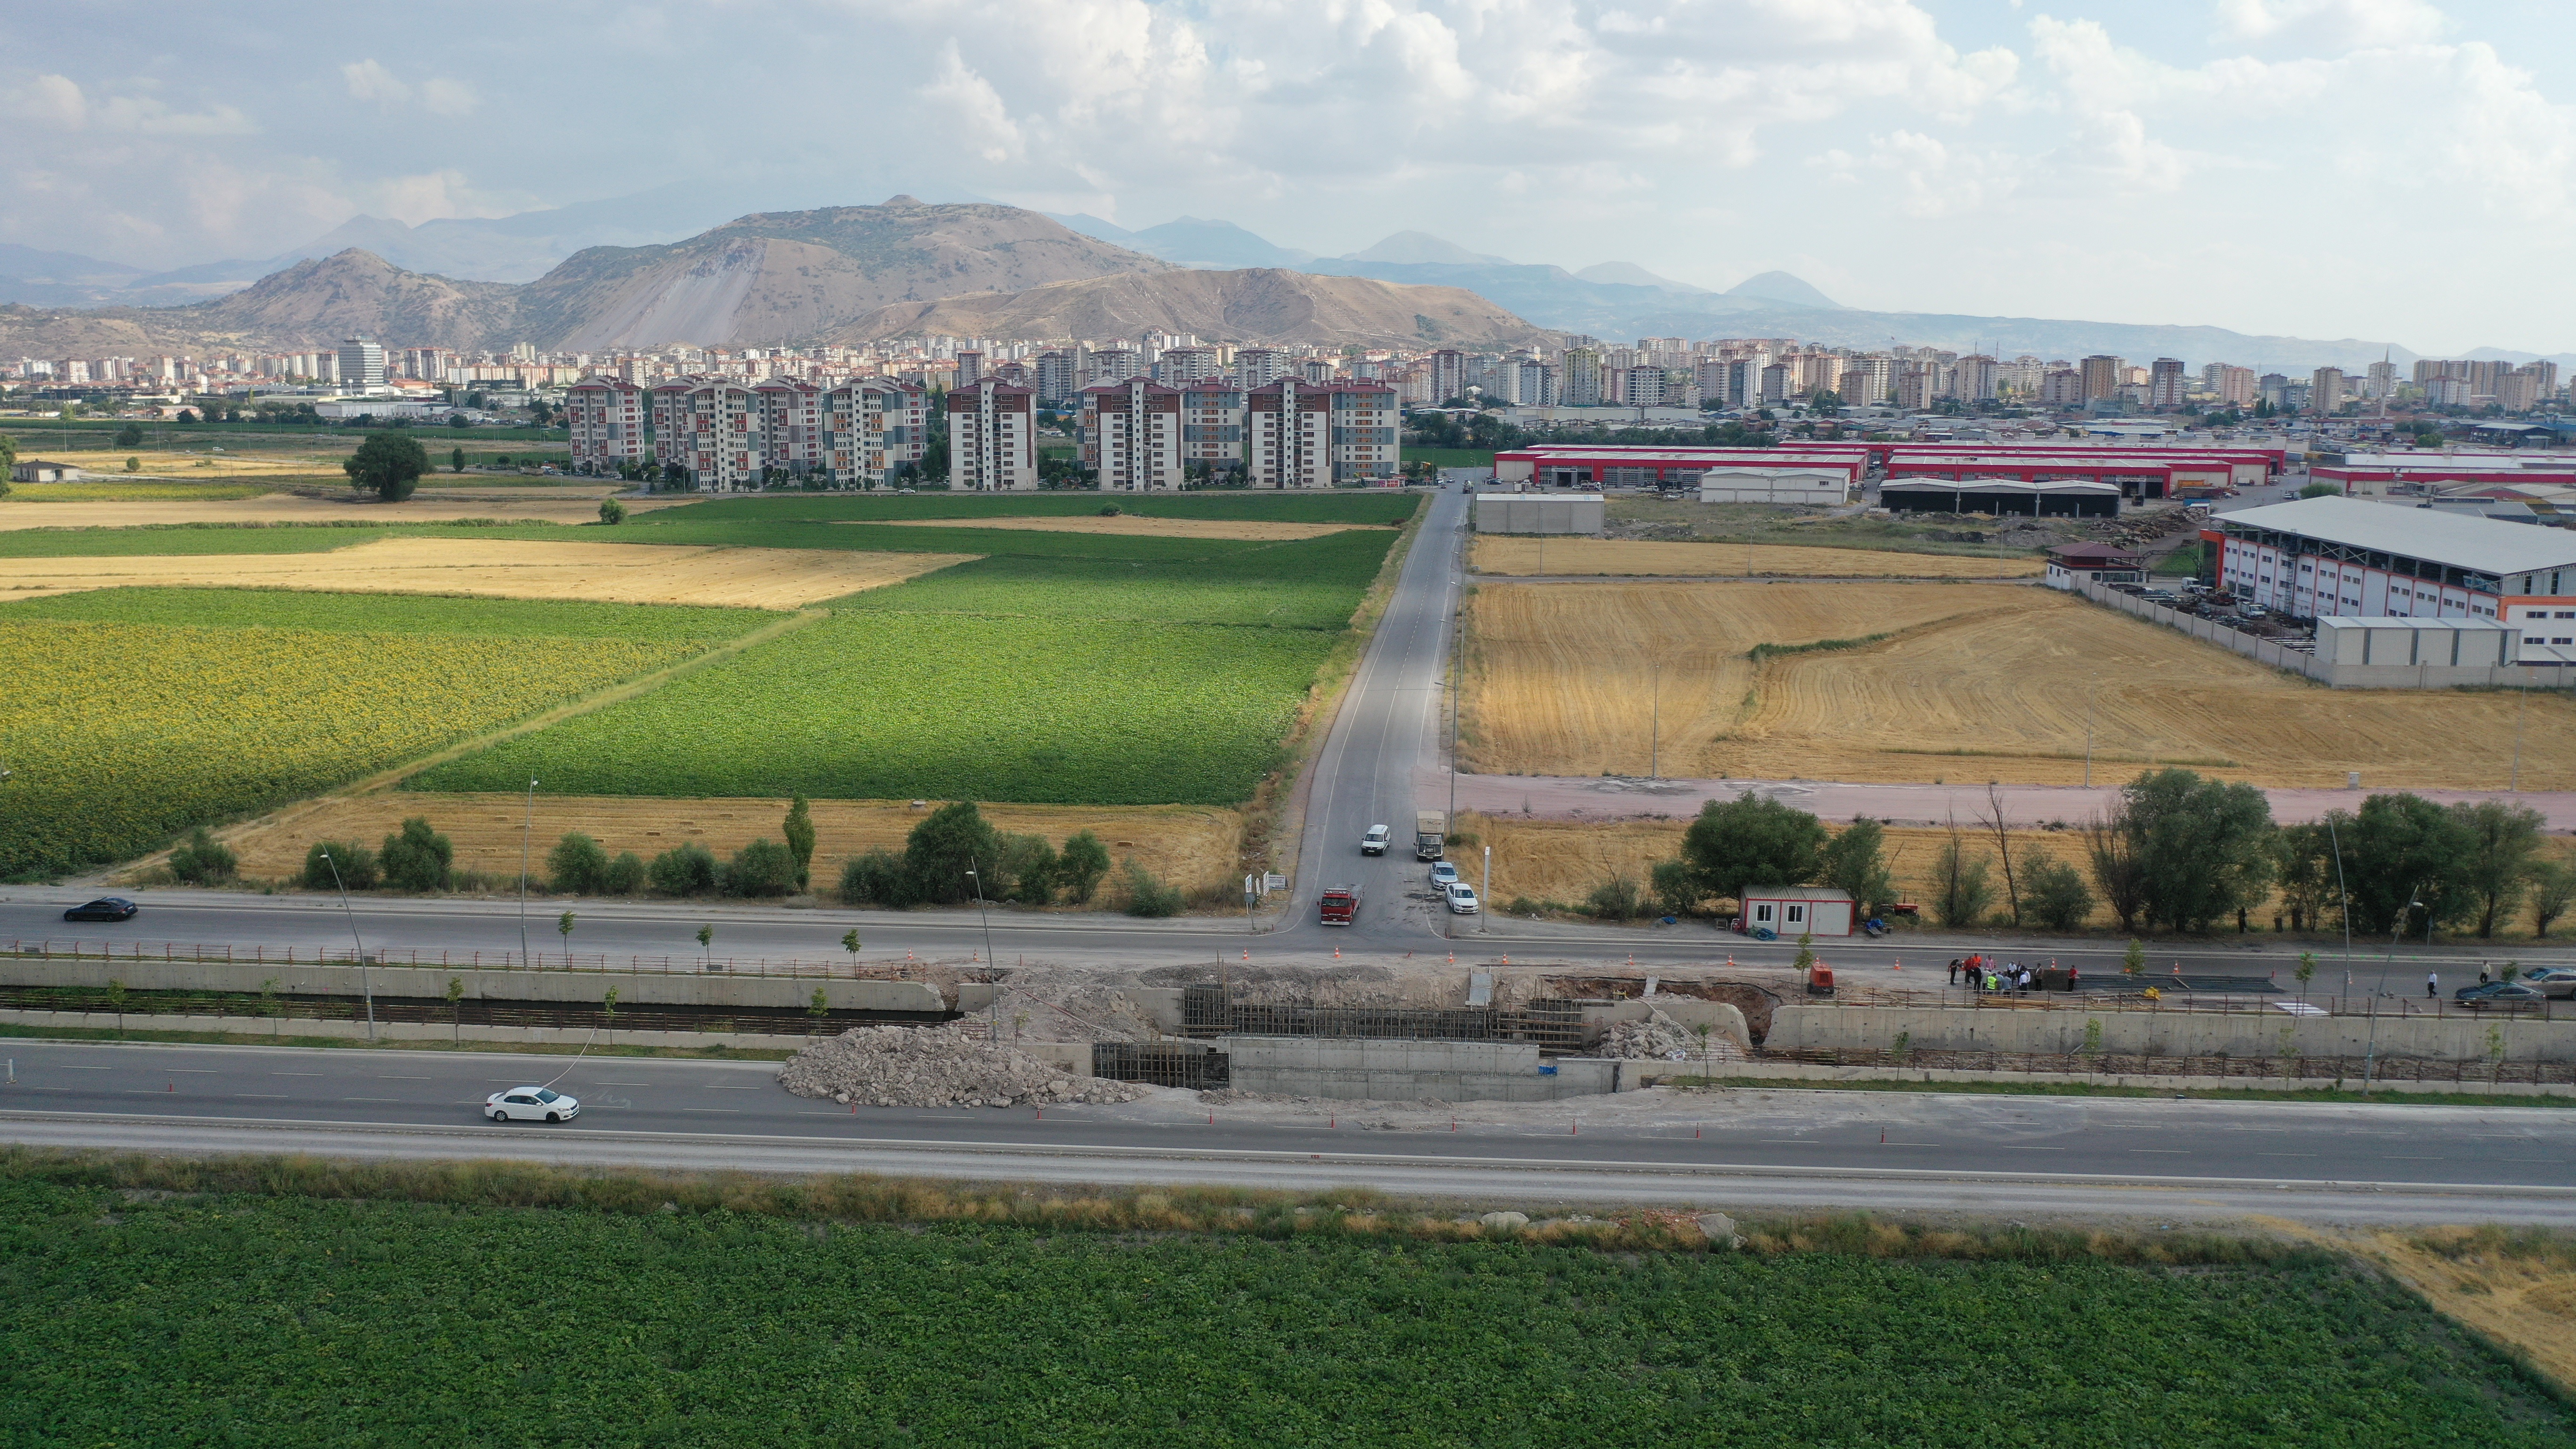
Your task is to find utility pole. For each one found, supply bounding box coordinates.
[967,861,999,1033]
[519,776,537,967]
[320,850,376,1043]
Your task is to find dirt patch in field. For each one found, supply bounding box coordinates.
[1465,580,2576,790]
[209,793,1244,900]
[1471,537,2043,579]
[870,515,1371,541]
[0,537,970,609]
[0,491,683,530]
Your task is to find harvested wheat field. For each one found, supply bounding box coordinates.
[1472,536,2041,579]
[1465,581,2023,778]
[0,537,972,608]
[2328,1228,2576,1395]
[1468,581,2576,790]
[193,794,1242,900]
[0,491,683,530]
[871,515,1369,541]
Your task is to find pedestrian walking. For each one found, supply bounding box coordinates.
[1948,958,1961,986]
[2479,964,2491,986]
[2426,971,2438,999]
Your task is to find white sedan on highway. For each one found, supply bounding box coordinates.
[485,1086,580,1123]
[1445,883,1480,915]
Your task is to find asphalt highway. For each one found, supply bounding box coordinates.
[4,1040,2571,1225]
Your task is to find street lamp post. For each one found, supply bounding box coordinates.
[2366,888,2423,1093]
[319,849,376,1042]
[519,777,537,966]
[966,860,999,1033]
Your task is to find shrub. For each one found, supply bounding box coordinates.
[547,832,611,894]
[782,796,814,887]
[1650,859,1700,918]
[723,838,800,898]
[379,817,455,892]
[2021,853,2096,933]
[647,841,719,896]
[343,431,429,502]
[838,848,910,907]
[1585,875,1643,919]
[1122,858,1184,918]
[1930,837,1994,928]
[1056,830,1111,904]
[598,498,626,525]
[904,802,998,906]
[603,851,646,895]
[1000,833,1057,906]
[166,828,237,885]
[300,841,377,891]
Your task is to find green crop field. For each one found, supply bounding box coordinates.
[411,610,1337,805]
[0,603,730,876]
[641,491,1420,526]
[829,532,1394,629]
[0,586,774,641]
[4,1175,2567,1447]
[1403,445,1497,469]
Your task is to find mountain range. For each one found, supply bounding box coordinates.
[6,193,2569,371]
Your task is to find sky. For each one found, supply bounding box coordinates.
[4,0,2573,354]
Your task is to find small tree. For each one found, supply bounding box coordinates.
[547,831,610,894]
[1055,830,1112,905]
[647,842,719,895]
[2122,938,2147,976]
[598,498,626,524]
[124,455,140,473]
[1929,834,1995,928]
[2531,863,2575,940]
[808,986,831,1030]
[343,431,429,501]
[167,827,238,885]
[114,422,143,448]
[782,796,815,888]
[1000,833,1058,906]
[2020,852,2094,933]
[445,975,466,1042]
[604,851,645,895]
[451,445,466,473]
[1650,858,1700,918]
[602,985,620,1038]
[301,841,377,891]
[722,839,799,897]
[261,977,282,1038]
[695,923,714,968]
[558,910,577,963]
[841,929,862,972]
[2295,950,2318,1005]
[1816,816,1895,914]
[379,817,454,892]
[1790,933,1817,972]
[1586,875,1643,920]
[902,802,998,905]
[1121,858,1184,918]
[107,978,127,1036]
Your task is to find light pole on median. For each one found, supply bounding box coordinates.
[966,860,999,1033]
[519,776,537,967]
[319,849,376,1042]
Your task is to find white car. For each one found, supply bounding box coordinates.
[1446,883,1480,914]
[1430,861,1459,889]
[1360,824,1391,856]
[486,1086,580,1123]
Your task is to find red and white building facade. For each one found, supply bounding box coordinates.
[1246,378,1398,488]
[947,379,1038,491]
[566,378,649,474]
[1081,378,1184,491]
[2208,498,2576,645]
[823,379,926,485]
[651,379,761,491]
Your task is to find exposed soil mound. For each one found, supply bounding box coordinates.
[778,1024,1146,1108]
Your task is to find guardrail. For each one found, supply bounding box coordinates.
[1832,984,2563,1020]
[7,939,981,979]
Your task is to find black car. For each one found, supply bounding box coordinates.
[62,897,139,922]
[2455,982,2543,1009]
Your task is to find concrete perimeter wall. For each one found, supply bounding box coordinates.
[1220,1034,1629,1101]
[2071,576,2536,688]
[1771,1004,2576,1062]
[0,957,947,1014]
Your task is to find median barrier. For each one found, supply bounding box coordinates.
[1769,1003,2576,1063]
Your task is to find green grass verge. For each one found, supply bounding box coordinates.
[409,611,1339,805]
[0,586,775,641]
[1402,445,1496,469]
[1682,1076,2576,1107]
[0,1023,795,1060]
[828,531,1396,630]
[0,520,586,558]
[2,1162,2565,1446]
[4,481,274,501]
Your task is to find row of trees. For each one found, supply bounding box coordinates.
[1663,770,2574,940]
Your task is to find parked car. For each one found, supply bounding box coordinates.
[2521,966,2576,999]
[2455,983,2544,1009]
[485,1087,580,1123]
[1430,861,1459,890]
[1360,824,1391,856]
[62,897,138,922]
[1445,883,1480,915]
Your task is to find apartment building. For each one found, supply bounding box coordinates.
[947,378,1038,491]
[1086,348,1144,386]
[1033,349,1083,403]
[1429,349,1466,403]
[2079,354,2123,402]
[1082,378,1184,491]
[2149,358,2186,409]
[1182,381,1246,477]
[335,337,387,393]
[566,378,650,473]
[1155,347,1224,385]
[651,380,763,490]
[754,378,826,478]
[1235,348,1292,387]
[2311,367,2347,415]
[823,379,927,484]
[1246,378,1399,488]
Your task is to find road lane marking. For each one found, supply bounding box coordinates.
[345,1097,401,1103]
[378,1076,431,1080]
[703,1086,760,1091]
[679,1108,740,1114]
[596,1081,652,1086]
[2132,1150,2190,1154]
[2259,1153,2317,1158]
[56,1066,110,1070]
[272,1072,324,1077]
[238,1093,288,1098]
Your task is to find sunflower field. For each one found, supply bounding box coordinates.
[0,618,699,877]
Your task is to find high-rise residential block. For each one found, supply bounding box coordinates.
[1246,378,1398,488]
[1083,378,1185,491]
[947,379,1038,491]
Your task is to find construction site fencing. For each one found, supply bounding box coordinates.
[1092,1042,1231,1090]
[1827,987,2566,1021]
[1181,985,1588,1052]
[1760,1045,2576,1086]
[7,939,973,980]
[0,982,932,1035]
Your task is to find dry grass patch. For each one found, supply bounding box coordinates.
[204,794,1243,899]
[0,537,968,609]
[870,515,1369,541]
[1467,580,2576,789]
[1472,536,2043,579]
[2301,1225,2576,1396]
[1463,581,2019,778]
[0,491,684,530]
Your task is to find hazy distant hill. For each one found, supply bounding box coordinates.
[837,268,1552,350]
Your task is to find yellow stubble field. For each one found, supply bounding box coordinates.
[0,537,973,609]
[0,491,687,529]
[1471,536,2042,579]
[1465,580,2576,789]
[872,515,1373,541]
[205,795,1245,900]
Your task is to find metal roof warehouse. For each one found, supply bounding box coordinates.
[2207,496,2576,625]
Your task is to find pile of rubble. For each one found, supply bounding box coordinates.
[1594,1008,1744,1064]
[777,1024,1148,1109]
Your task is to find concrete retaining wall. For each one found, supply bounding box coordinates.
[1770,1003,2576,1061]
[1219,1034,1629,1101]
[0,1007,818,1052]
[1631,1059,2571,1098]
[2070,576,2538,688]
[0,957,947,1014]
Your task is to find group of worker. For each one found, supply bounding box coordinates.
[1948,954,2070,994]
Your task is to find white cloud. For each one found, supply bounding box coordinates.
[2214,0,2448,50]
[342,59,410,106]
[343,59,477,117]
[3,72,251,135]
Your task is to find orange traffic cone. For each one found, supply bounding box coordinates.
[1892,959,1901,971]
[1334,946,1341,959]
